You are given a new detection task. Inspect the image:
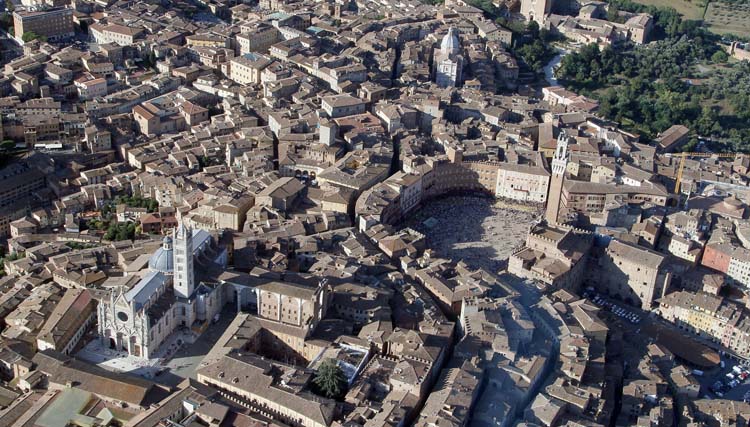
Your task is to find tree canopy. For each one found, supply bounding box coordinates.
[554,2,750,149]
[313,359,347,399]
[505,20,559,75]
[104,222,137,241]
[115,195,159,213]
[21,31,46,43]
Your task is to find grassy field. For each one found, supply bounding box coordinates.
[704,1,750,38]
[634,0,750,38]
[633,0,707,20]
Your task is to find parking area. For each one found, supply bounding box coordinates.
[582,289,750,403]
[584,289,722,369]
[583,289,643,325]
[700,356,750,401]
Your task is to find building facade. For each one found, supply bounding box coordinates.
[658,291,750,358]
[521,0,555,23]
[256,280,330,333]
[496,163,550,204]
[36,288,96,355]
[229,53,272,85]
[97,224,226,359]
[434,27,464,88]
[595,239,671,309]
[13,7,74,43]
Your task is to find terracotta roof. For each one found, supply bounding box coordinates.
[133,104,155,120]
[32,351,157,406]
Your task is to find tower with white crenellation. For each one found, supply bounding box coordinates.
[545,130,569,225]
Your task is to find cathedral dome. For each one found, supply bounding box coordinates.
[440,27,460,54]
[148,236,174,274]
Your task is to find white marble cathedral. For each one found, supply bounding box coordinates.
[97,223,227,359]
[434,27,464,88]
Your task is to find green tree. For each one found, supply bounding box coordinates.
[683,137,699,152]
[143,51,157,69]
[696,106,719,136]
[21,31,47,43]
[104,222,116,240]
[732,92,750,121]
[0,13,13,32]
[115,195,159,212]
[21,31,46,42]
[607,4,621,23]
[465,0,500,18]
[509,19,558,75]
[515,38,555,73]
[526,20,540,40]
[313,359,347,399]
[495,16,525,33]
[105,222,137,241]
[711,49,729,63]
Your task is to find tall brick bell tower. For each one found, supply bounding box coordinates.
[545,130,569,225]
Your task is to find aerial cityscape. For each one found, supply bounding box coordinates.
[0,0,749,426]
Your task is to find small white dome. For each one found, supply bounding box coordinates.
[441,27,460,54]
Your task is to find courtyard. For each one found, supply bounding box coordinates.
[76,328,194,379]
